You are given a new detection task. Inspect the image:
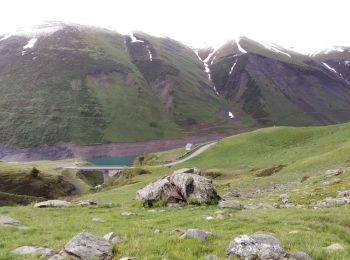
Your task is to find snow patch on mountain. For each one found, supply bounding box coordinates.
[23,38,38,49]
[229,60,237,75]
[260,42,291,58]
[147,48,153,61]
[236,39,247,54]
[130,32,144,43]
[322,62,338,74]
[194,49,219,95]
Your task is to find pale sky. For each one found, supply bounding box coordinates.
[1,0,349,53]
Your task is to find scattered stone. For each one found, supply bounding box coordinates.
[215,210,225,214]
[243,203,275,210]
[288,230,300,234]
[64,232,113,259]
[0,216,21,227]
[324,243,344,250]
[227,233,286,260]
[103,232,122,244]
[78,199,98,207]
[223,191,241,198]
[136,169,220,206]
[205,254,218,260]
[121,212,136,216]
[12,246,55,257]
[154,229,161,234]
[288,251,312,260]
[92,217,104,222]
[34,200,71,208]
[336,190,350,198]
[279,194,289,204]
[48,251,69,260]
[323,178,341,186]
[119,257,136,260]
[179,229,209,242]
[216,214,225,220]
[173,167,202,175]
[325,168,343,177]
[314,197,350,207]
[206,216,214,220]
[218,200,242,209]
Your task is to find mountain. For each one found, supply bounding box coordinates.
[311,46,350,83]
[1,22,350,149]
[203,37,350,126]
[0,22,229,147]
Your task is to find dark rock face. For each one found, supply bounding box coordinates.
[136,169,220,206]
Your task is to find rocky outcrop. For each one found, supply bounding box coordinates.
[136,168,220,206]
[226,233,311,260]
[314,190,350,207]
[34,200,71,208]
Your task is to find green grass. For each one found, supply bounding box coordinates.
[2,123,350,258]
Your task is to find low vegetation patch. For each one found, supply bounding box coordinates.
[254,165,287,177]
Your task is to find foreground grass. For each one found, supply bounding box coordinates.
[2,123,350,259]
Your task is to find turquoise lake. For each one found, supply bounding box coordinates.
[87,155,137,166]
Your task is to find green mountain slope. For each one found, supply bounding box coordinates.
[0,23,228,147]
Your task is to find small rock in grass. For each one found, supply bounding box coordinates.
[92,217,104,222]
[34,200,71,208]
[78,199,98,206]
[288,230,300,234]
[325,168,343,177]
[206,216,214,220]
[0,216,21,226]
[119,257,136,260]
[288,251,312,260]
[324,243,344,250]
[154,229,161,234]
[121,212,136,216]
[12,246,55,257]
[216,214,225,220]
[103,232,122,244]
[205,254,218,260]
[179,229,209,242]
[218,200,242,209]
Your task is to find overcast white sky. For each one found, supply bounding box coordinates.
[0,0,349,53]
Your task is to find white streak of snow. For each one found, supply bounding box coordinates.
[228,112,234,118]
[344,61,349,66]
[147,48,153,61]
[260,42,291,58]
[194,49,219,95]
[229,60,237,75]
[236,39,247,54]
[23,38,37,49]
[130,32,144,43]
[0,34,12,41]
[322,62,338,74]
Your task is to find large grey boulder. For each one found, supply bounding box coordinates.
[314,197,350,207]
[12,246,55,257]
[227,234,286,259]
[170,172,219,204]
[34,200,71,208]
[218,200,242,209]
[64,232,113,259]
[136,169,220,206]
[0,216,21,226]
